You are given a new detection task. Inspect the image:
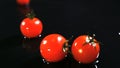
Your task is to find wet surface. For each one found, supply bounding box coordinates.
[0,0,120,68]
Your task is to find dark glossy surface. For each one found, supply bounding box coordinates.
[0,0,120,68]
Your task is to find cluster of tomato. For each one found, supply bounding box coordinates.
[17,0,100,64]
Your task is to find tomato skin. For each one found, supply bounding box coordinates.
[17,0,30,5]
[40,34,67,62]
[20,18,43,38]
[71,35,100,64]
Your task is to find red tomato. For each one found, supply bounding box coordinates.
[20,17,43,38]
[71,35,100,64]
[17,0,30,5]
[40,34,67,62]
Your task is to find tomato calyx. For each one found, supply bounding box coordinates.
[63,35,74,53]
[83,34,98,48]
[26,10,36,19]
[63,40,69,53]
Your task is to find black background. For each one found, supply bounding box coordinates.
[0,0,120,68]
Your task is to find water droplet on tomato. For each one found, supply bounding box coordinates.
[48,49,51,52]
[96,53,99,58]
[74,42,77,46]
[22,21,25,26]
[57,36,62,42]
[42,40,47,45]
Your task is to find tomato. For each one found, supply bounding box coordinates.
[17,0,30,5]
[40,34,67,62]
[20,17,43,38]
[71,35,100,64]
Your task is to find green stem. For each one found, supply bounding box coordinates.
[26,10,35,19]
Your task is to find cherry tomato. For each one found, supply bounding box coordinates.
[20,17,43,38]
[40,34,67,62]
[71,35,100,64]
[17,0,30,5]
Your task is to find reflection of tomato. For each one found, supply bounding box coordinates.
[40,34,67,62]
[71,35,100,64]
[20,18,43,38]
[17,0,30,5]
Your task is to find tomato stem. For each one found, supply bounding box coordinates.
[26,10,35,19]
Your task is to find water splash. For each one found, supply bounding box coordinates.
[42,59,46,63]
[95,60,99,64]
[118,32,120,35]
[78,61,81,64]
[95,65,98,68]
[47,62,50,64]
[42,59,50,64]
[24,36,26,39]
[39,35,42,37]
